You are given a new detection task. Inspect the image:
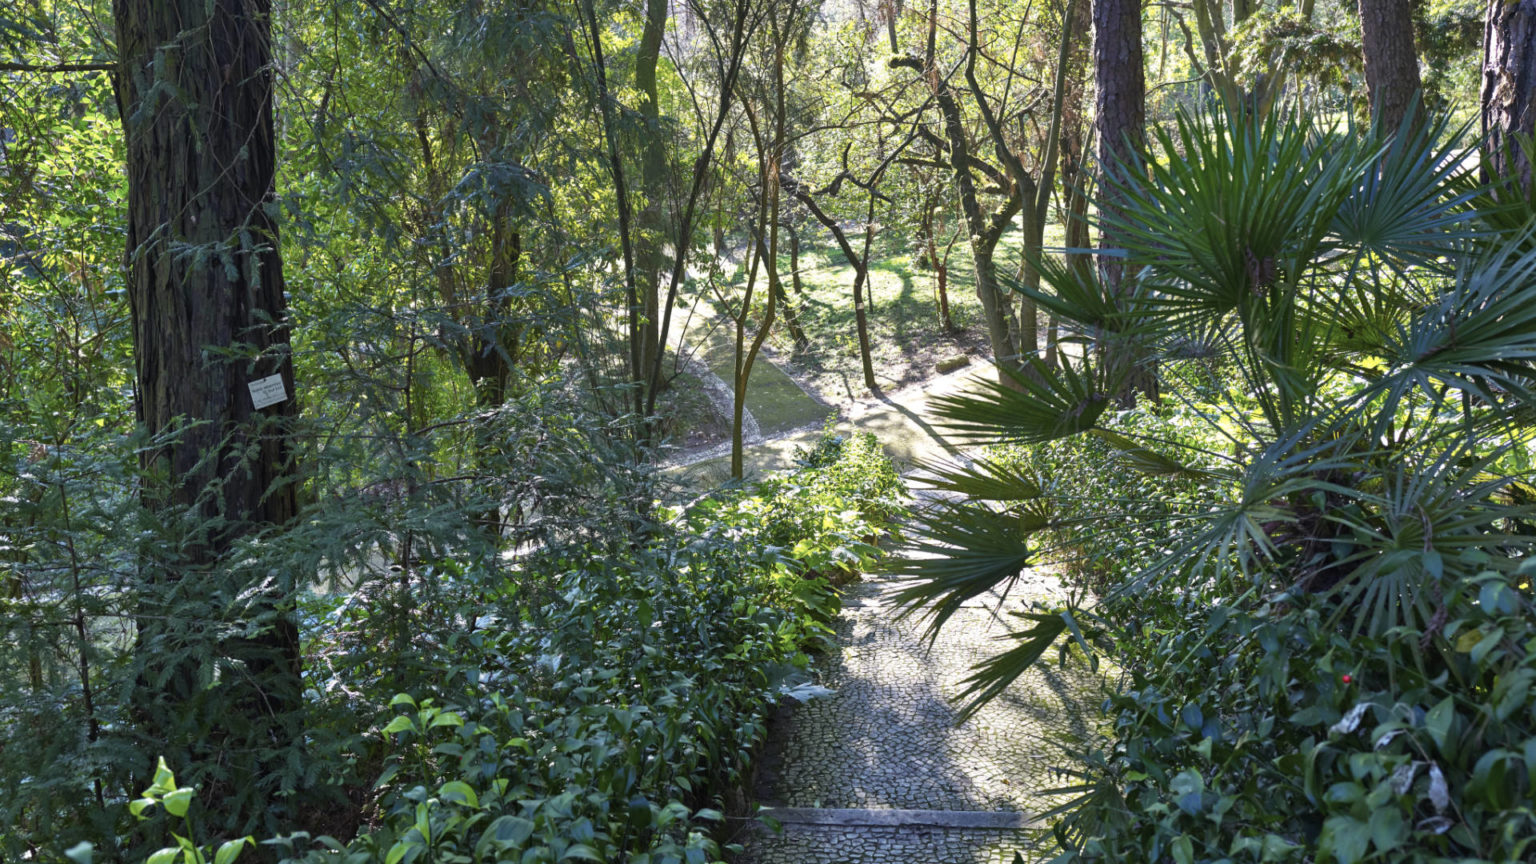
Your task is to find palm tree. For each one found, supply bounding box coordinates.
[893,102,1536,713]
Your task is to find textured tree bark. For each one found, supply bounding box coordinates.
[913,53,1022,378]
[1483,0,1536,190]
[1094,0,1144,272]
[114,0,302,759]
[1359,0,1423,133]
[1094,0,1154,405]
[635,0,668,383]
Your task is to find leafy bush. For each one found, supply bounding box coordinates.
[76,430,903,864]
[1062,556,1536,863]
[688,431,906,583]
[989,406,1220,595]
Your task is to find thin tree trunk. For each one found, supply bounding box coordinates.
[642,5,759,424]
[921,199,955,332]
[787,218,806,296]
[923,57,1021,372]
[579,0,643,415]
[854,192,879,392]
[635,0,668,379]
[774,271,809,351]
[796,188,880,393]
[731,239,763,479]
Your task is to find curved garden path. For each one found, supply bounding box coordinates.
[731,562,1102,862]
[670,336,1105,861]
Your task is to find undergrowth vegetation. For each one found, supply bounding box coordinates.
[36,432,904,864]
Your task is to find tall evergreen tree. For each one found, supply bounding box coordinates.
[1093,0,1151,404]
[1359,0,1424,132]
[1483,0,1536,189]
[113,0,303,790]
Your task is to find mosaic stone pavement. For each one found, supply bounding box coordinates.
[738,823,1046,864]
[733,570,1103,863]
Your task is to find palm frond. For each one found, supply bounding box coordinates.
[1087,429,1218,479]
[889,500,1046,636]
[950,607,1097,722]
[1376,234,1536,406]
[1000,248,1150,339]
[1329,106,1481,270]
[911,456,1043,501]
[1095,105,1371,327]
[1326,443,1531,637]
[930,355,1115,445]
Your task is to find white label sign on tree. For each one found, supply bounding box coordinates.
[248,374,288,410]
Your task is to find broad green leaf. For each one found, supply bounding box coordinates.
[1321,815,1370,864]
[383,716,417,735]
[439,780,479,808]
[163,787,194,818]
[214,839,252,864]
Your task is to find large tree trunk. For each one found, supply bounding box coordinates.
[1094,0,1154,405]
[114,0,302,781]
[1359,0,1423,133]
[1483,0,1536,190]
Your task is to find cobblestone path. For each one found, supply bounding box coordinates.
[734,571,1102,863]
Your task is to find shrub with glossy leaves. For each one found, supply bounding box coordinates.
[79,430,904,864]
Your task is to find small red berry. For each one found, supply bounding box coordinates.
[1341,674,1353,684]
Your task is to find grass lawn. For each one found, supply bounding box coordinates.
[746,222,1067,400]
[658,218,1071,455]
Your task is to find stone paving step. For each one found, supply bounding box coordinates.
[761,806,1041,830]
[734,821,1047,864]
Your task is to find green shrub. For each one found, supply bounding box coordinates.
[83,429,904,864]
[689,431,906,584]
[990,405,1220,595]
[1061,557,1536,864]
